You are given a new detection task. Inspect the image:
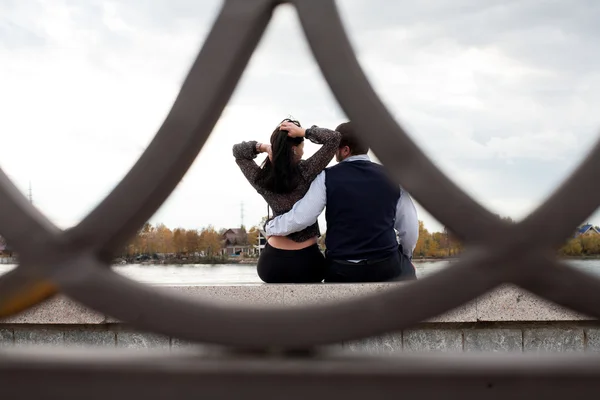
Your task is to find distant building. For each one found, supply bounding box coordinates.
[222,228,252,256]
[257,229,267,255]
[575,224,600,237]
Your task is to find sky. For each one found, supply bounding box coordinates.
[1,0,600,236]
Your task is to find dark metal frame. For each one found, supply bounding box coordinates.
[2,0,600,396]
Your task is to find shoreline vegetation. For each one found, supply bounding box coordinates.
[105,218,600,266]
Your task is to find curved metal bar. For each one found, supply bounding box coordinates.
[0,268,57,318]
[59,251,504,348]
[0,168,63,316]
[5,349,600,400]
[518,137,600,249]
[64,0,276,261]
[292,0,509,244]
[0,168,61,257]
[516,256,600,319]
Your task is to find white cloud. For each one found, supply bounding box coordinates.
[485,131,579,161]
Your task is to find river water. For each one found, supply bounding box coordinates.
[1,259,599,285]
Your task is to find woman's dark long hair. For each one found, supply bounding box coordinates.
[255,119,304,193]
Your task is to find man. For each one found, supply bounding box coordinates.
[265,121,419,282]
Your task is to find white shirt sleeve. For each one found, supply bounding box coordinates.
[265,171,327,236]
[395,188,419,258]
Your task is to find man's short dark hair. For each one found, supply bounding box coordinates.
[335,121,369,155]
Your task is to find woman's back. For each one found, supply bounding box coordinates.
[233,124,341,246]
[256,158,323,243]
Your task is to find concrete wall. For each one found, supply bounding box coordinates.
[1,284,599,353]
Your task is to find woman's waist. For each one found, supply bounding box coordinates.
[267,235,317,250]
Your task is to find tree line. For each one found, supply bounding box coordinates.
[412,217,600,258]
[413,221,464,258]
[120,223,222,257]
[117,220,464,260]
[559,231,600,256]
[115,219,600,259]
[3,217,597,261]
[117,223,261,258]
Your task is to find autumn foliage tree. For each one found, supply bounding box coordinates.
[247,226,259,247]
[120,223,221,258]
[559,226,600,257]
[199,225,222,256]
[413,221,463,259]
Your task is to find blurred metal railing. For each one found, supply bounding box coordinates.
[2,0,600,398]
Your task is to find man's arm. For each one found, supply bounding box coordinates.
[265,172,327,236]
[395,188,419,258]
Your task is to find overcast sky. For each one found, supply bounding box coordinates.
[1,0,599,236]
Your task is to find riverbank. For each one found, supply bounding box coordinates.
[6,259,600,285]
[111,254,600,266]
[113,256,258,266]
[560,255,600,260]
[116,257,440,266]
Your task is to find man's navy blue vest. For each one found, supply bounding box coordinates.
[324,160,400,260]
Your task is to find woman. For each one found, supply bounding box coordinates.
[232,118,341,283]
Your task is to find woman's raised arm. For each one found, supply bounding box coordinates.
[232,141,270,187]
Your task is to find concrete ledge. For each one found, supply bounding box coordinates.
[477,286,592,321]
[0,280,598,353]
[1,296,106,324]
[0,283,593,325]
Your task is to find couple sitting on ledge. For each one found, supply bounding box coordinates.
[233,120,418,284]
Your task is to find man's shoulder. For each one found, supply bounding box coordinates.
[327,159,376,169]
[325,163,343,172]
[322,162,343,178]
[328,160,382,173]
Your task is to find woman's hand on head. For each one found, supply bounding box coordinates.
[280,122,306,138]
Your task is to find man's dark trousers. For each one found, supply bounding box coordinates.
[324,245,417,283]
